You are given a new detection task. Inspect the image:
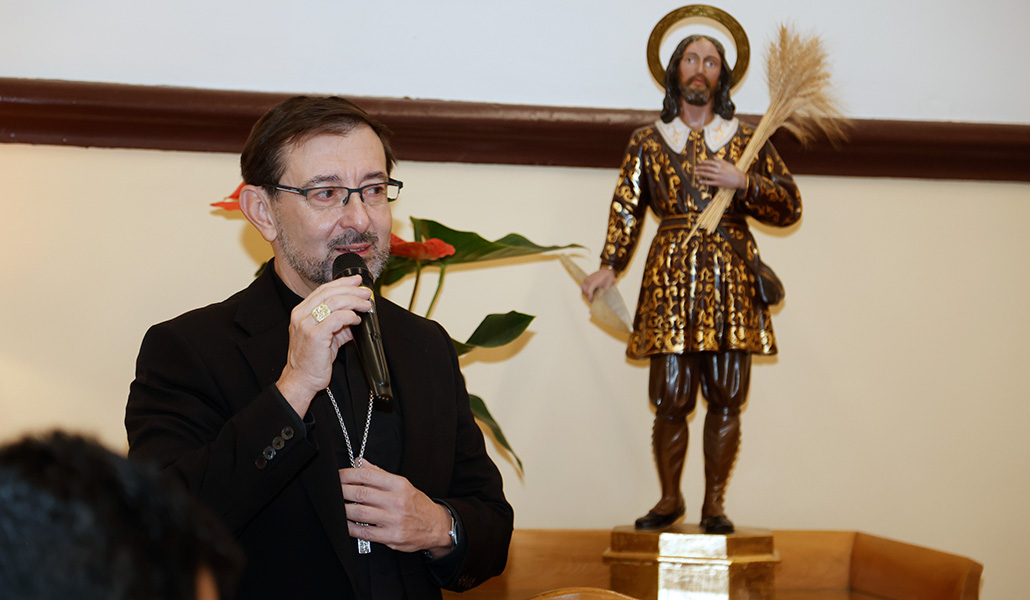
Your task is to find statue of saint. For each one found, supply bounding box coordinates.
[582,32,801,534]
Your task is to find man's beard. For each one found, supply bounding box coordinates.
[679,75,716,107]
[277,226,390,287]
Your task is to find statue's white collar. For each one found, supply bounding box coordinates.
[655,114,739,154]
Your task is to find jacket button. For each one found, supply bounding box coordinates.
[255,457,267,469]
[281,426,294,440]
[263,446,276,460]
[272,436,285,450]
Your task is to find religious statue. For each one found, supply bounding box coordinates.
[581,7,803,534]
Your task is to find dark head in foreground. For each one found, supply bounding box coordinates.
[0,431,243,600]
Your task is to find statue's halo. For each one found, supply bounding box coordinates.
[646,4,750,90]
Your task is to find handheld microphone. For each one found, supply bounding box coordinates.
[332,253,393,410]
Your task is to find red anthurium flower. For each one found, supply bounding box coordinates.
[211,182,245,211]
[390,234,456,261]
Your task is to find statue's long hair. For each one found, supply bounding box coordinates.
[660,34,736,123]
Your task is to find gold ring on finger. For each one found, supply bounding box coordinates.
[312,302,331,323]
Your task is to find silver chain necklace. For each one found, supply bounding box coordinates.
[325,386,375,554]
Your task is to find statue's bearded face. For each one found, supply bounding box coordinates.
[676,38,723,107]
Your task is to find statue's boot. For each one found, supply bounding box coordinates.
[635,416,688,530]
[699,409,739,534]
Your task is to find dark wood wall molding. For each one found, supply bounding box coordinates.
[2,78,1028,182]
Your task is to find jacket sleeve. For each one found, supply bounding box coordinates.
[125,318,316,536]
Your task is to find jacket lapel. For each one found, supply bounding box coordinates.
[234,266,291,390]
[377,298,447,494]
[299,397,362,590]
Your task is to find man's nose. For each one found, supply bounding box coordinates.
[335,195,371,231]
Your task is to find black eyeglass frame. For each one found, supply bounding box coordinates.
[265,178,403,206]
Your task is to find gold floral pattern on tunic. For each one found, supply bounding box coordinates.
[600,121,801,359]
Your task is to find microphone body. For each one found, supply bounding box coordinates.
[332,253,393,408]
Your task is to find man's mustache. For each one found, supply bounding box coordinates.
[328,231,379,249]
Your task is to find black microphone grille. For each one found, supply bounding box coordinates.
[332,252,371,285]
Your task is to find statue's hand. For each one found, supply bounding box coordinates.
[696,158,746,190]
[582,268,616,302]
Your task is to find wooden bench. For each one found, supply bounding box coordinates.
[443,529,982,600]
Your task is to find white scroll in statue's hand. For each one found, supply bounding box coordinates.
[560,254,633,333]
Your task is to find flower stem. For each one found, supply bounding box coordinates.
[426,264,447,319]
[408,262,423,312]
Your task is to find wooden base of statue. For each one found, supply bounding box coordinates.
[602,524,779,600]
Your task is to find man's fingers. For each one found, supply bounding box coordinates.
[339,463,397,509]
[343,498,381,524]
[338,461,391,487]
[341,480,376,504]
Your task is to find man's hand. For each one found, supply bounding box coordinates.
[276,275,372,417]
[339,461,455,557]
[581,268,616,303]
[695,158,746,190]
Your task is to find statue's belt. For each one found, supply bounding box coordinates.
[657,213,747,231]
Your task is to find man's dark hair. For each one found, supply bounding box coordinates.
[660,34,736,123]
[0,431,243,600]
[240,95,397,195]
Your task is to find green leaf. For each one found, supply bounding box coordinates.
[452,311,534,356]
[470,394,522,474]
[411,218,581,265]
[376,256,419,291]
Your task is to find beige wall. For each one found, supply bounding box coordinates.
[1,142,1027,597]
[3,0,1028,123]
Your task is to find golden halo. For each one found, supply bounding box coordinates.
[646,4,750,90]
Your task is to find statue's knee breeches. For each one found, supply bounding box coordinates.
[649,354,700,420]
[699,351,752,415]
[649,352,752,418]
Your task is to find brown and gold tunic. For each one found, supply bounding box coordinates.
[600,117,801,359]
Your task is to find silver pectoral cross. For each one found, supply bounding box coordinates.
[357,522,372,554]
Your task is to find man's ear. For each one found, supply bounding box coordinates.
[238,185,278,243]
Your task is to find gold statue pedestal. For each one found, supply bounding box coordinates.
[603,525,779,600]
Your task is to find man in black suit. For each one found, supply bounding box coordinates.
[126,96,513,600]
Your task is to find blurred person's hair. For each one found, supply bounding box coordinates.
[0,430,243,599]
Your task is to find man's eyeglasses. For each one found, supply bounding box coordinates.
[267,179,403,209]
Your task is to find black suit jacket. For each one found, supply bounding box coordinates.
[126,265,512,599]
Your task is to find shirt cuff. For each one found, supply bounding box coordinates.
[423,500,467,585]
